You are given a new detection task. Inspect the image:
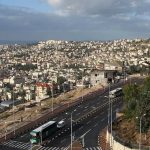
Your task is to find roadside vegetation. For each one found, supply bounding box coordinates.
[123,76,150,133]
[113,76,150,146]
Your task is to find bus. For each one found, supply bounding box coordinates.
[109,88,123,98]
[30,121,57,144]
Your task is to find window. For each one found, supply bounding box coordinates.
[46,131,48,136]
[95,74,97,77]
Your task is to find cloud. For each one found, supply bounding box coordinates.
[46,0,61,6]
[0,1,150,41]
[44,0,150,17]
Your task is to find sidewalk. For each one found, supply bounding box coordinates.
[99,128,110,150]
[68,141,83,150]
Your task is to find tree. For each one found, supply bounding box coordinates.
[57,76,67,85]
[123,84,141,119]
[123,76,150,133]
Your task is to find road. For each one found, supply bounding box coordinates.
[0,78,144,150]
[45,96,123,148]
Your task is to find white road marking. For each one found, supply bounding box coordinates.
[101,118,105,122]
[94,123,98,127]
[87,120,91,124]
[61,139,66,143]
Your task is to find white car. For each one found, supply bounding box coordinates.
[57,120,65,128]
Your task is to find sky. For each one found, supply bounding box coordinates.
[0,0,150,41]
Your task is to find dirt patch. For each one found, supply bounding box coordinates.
[113,116,150,147]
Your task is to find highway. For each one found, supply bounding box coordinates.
[44,96,123,148]
[0,78,144,150]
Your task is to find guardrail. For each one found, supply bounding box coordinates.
[111,130,150,150]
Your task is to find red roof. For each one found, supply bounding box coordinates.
[36,82,51,88]
[36,82,58,88]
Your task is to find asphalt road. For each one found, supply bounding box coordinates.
[45,96,123,148]
[0,78,144,150]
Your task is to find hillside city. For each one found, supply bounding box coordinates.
[1,0,150,149]
[0,38,150,112]
[0,38,149,150]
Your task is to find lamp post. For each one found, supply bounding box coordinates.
[13,88,15,135]
[105,83,113,148]
[81,69,84,102]
[71,109,77,150]
[66,109,76,150]
[110,90,113,149]
[71,112,73,150]
[51,87,54,112]
[136,114,146,150]
[4,122,7,140]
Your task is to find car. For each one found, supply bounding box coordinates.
[57,120,65,128]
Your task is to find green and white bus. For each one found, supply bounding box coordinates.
[30,121,57,144]
[109,88,123,98]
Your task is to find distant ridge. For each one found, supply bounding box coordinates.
[0,40,38,45]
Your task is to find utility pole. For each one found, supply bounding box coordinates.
[136,114,146,150]
[82,69,84,102]
[51,86,54,112]
[108,83,112,148]
[69,109,77,150]
[13,88,15,135]
[110,96,113,149]
[71,112,73,150]
[5,122,7,140]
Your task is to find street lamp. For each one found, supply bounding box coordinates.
[4,122,7,140]
[136,114,146,150]
[51,87,54,112]
[66,109,76,150]
[81,69,84,102]
[13,88,15,135]
[104,83,113,148]
[71,112,73,150]
[71,109,77,150]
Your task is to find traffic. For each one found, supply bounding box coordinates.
[30,120,66,144]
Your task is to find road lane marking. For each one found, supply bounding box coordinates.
[101,118,105,122]
[87,120,91,124]
[79,126,83,130]
[35,146,43,150]
[94,116,97,119]
[100,111,105,115]
[61,139,66,143]
[76,112,81,115]
[94,123,98,127]
[53,117,57,120]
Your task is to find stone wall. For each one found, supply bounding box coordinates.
[106,130,150,150]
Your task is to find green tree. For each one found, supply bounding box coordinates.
[123,76,150,133]
[57,76,67,85]
[123,83,141,118]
